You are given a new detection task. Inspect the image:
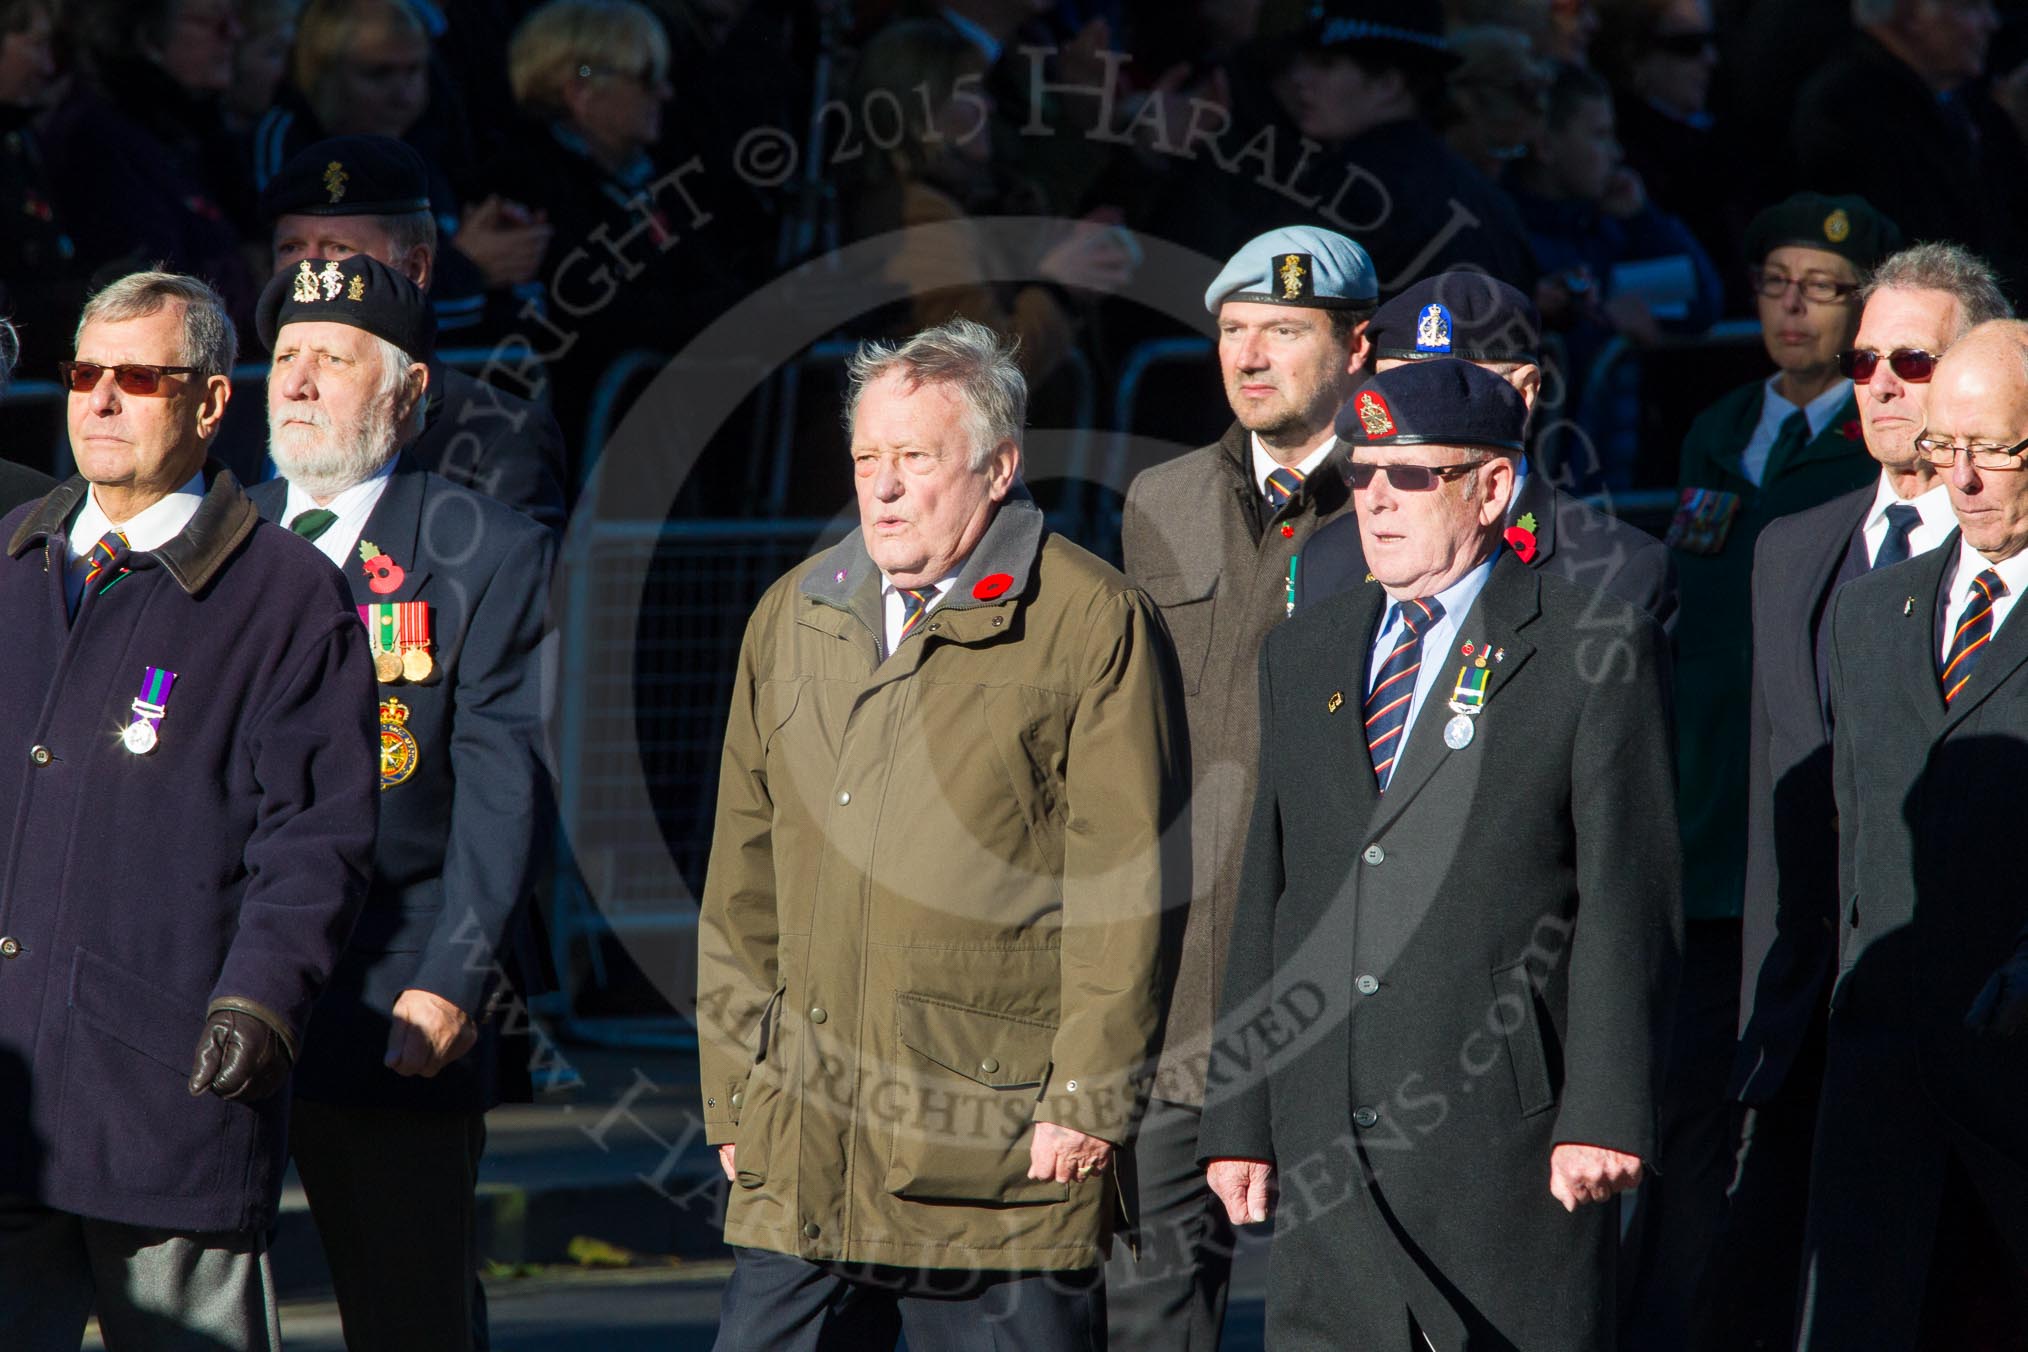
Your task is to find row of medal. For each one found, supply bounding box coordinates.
[363,601,433,683]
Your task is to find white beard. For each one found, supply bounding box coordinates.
[268,398,401,500]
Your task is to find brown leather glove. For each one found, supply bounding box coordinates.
[188,1004,294,1102]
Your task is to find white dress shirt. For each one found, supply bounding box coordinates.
[279,459,397,568]
[1250,434,1337,499]
[1860,472,1953,567]
[1940,538,2028,666]
[880,571,959,658]
[1740,375,1852,487]
[1365,552,1499,783]
[66,471,205,612]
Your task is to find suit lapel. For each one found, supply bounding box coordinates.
[1893,536,1956,732]
[1942,541,2028,730]
[1511,469,1558,569]
[1367,553,1539,837]
[344,461,432,607]
[1335,586,1387,807]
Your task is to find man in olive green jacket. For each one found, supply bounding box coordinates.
[698,318,1185,1347]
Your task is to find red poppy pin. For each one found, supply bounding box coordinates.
[1281,523,1295,538]
[1504,510,1539,564]
[1840,419,1862,441]
[358,539,406,595]
[973,573,1013,601]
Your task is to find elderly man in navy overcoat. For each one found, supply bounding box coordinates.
[247,253,551,1352]
[0,271,377,1349]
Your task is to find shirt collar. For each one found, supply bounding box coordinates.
[1865,470,1952,534]
[70,469,206,556]
[1764,373,1854,437]
[940,7,1002,64]
[281,456,396,525]
[881,570,961,600]
[1378,548,1500,637]
[1950,536,2028,606]
[1249,433,1338,497]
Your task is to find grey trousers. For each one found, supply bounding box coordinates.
[1100,1096,1234,1351]
[0,1195,280,1351]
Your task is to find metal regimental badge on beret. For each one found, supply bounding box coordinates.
[290,259,318,303]
[379,697,419,790]
[1416,303,1452,353]
[1279,252,1313,301]
[1823,208,1851,243]
[1356,389,1397,437]
[323,159,347,204]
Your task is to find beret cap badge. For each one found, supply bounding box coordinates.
[1823,208,1851,243]
[1356,389,1396,437]
[323,160,348,204]
[1279,253,1312,301]
[1416,303,1452,353]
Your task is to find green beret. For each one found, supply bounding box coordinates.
[1744,192,1902,272]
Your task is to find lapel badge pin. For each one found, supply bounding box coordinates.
[1327,691,1343,715]
[1904,597,1915,616]
[834,569,847,584]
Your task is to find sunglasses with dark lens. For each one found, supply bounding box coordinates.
[57,362,200,395]
[1347,461,1481,492]
[1837,348,1940,383]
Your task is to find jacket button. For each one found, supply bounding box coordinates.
[1065,1079,1079,1091]
[1355,974,1379,995]
[837,791,850,805]
[803,1222,821,1239]
[28,746,50,766]
[0,937,19,959]
[809,1007,827,1024]
[979,1057,1000,1074]
[1353,1107,1378,1129]
[1363,844,1384,865]
[730,1091,743,1108]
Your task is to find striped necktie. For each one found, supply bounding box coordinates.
[83,529,129,592]
[897,585,939,645]
[1264,466,1305,513]
[1941,567,2005,704]
[1366,596,1444,791]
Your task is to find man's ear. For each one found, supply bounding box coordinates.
[195,375,232,440]
[987,439,1021,501]
[1344,318,1372,377]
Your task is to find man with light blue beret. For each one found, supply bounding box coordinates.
[1111,223,1376,1350]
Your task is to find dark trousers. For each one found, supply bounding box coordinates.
[289,1098,485,1352]
[1101,1096,1234,1351]
[1621,917,1740,1352]
[712,1246,1102,1352]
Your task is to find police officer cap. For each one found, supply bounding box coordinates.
[259,135,431,221]
[1204,225,1378,314]
[1744,192,1902,272]
[256,254,435,360]
[1370,272,1540,364]
[1298,0,1458,70]
[1336,358,1526,452]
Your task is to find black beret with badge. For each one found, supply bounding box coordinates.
[1743,192,1902,272]
[1336,357,1527,452]
[1369,272,1541,364]
[258,134,432,221]
[1298,0,1459,71]
[256,253,436,360]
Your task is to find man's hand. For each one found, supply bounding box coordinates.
[1207,1158,1273,1225]
[188,1007,292,1102]
[384,988,478,1077]
[718,1143,736,1182]
[1967,936,2028,1036]
[1549,1142,1644,1211]
[453,195,553,289]
[1027,1120,1113,1184]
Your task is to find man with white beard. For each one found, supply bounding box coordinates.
[247,254,553,1352]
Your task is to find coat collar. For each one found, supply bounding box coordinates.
[1214,420,1353,531]
[1509,468,1559,566]
[8,462,260,596]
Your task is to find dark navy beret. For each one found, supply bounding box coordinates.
[1744,192,1901,272]
[1370,272,1540,364]
[1299,0,1457,69]
[259,135,431,221]
[256,254,435,360]
[1337,358,1526,452]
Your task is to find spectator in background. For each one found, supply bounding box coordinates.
[225,0,298,137]
[256,0,552,341]
[0,317,53,504]
[0,0,84,373]
[1452,0,1598,65]
[42,0,263,336]
[1439,24,1550,179]
[1794,0,2028,302]
[1507,61,1720,487]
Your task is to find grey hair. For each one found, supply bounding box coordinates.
[75,271,237,376]
[1862,242,2014,336]
[380,209,438,262]
[844,318,1026,471]
[367,332,428,441]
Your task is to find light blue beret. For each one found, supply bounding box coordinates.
[1203,225,1379,314]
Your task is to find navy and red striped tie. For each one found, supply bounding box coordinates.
[1366,596,1444,791]
[1264,466,1305,514]
[1941,567,2005,704]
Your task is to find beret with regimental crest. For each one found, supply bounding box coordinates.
[1298,0,1458,70]
[1205,224,1378,314]
[257,254,436,360]
[259,134,432,221]
[1336,357,1527,452]
[1744,192,1901,272]
[1370,272,1541,364]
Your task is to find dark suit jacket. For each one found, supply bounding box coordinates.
[1298,466,1678,632]
[251,458,551,1112]
[410,361,567,538]
[0,459,53,517]
[1731,485,1870,1102]
[1199,550,1681,1351]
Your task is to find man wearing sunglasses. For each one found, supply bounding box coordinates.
[1799,317,2028,1349]
[1698,242,2011,1352]
[1201,358,1678,1351]
[1114,223,1375,1352]
[1295,271,1676,631]
[0,271,377,1349]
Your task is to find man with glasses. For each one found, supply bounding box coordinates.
[1200,358,1679,1351]
[1800,318,2028,1348]
[1695,243,2012,1352]
[0,271,376,1349]
[1626,190,1900,1350]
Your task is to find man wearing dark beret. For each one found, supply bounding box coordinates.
[1199,358,1680,1350]
[0,271,376,1348]
[1620,190,1900,1348]
[262,134,566,537]
[248,253,552,1352]
[1298,271,1677,632]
